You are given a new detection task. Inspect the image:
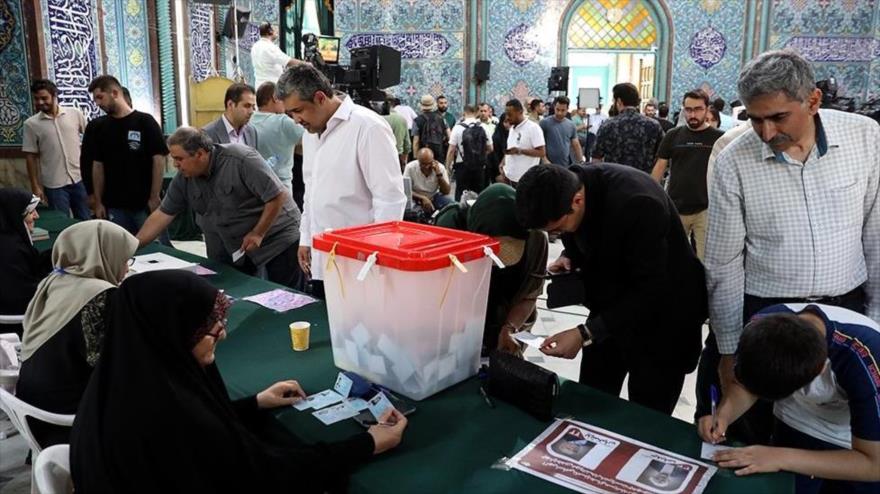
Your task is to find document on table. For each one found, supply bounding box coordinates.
[293,389,344,411]
[700,442,734,461]
[312,402,360,425]
[242,289,317,312]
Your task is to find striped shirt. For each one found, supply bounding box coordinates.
[706,109,880,354]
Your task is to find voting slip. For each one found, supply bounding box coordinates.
[700,442,734,461]
[513,332,546,349]
[313,402,360,425]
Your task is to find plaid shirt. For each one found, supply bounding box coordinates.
[706,109,880,354]
[592,107,663,173]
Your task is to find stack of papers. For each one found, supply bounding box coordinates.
[292,373,371,425]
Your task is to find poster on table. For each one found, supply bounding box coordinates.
[507,419,716,494]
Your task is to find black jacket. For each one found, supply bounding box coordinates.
[562,164,707,373]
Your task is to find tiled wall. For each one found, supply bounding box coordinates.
[769,0,879,104]
[335,0,467,114]
[0,0,32,148]
[101,0,157,118]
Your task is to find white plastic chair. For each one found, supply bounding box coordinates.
[0,314,24,325]
[33,444,73,494]
[0,388,74,456]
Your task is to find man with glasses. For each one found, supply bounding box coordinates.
[651,89,724,260]
[514,163,707,415]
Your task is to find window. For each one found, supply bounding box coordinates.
[567,0,657,50]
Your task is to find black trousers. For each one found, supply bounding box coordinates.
[694,285,866,444]
[453,164,485,200]
[237,241,305,292]
[579,337,687,415]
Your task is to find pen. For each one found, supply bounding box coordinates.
[710,385,724,439]
[479,385,495,408]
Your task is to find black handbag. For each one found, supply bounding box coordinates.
[545,269,585,309]
[487,350,559,421]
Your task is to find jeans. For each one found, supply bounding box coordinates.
[431,192,453,211]
[44,182,91,220]
[108,208,171,246]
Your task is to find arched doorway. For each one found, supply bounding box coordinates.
[559,0,673,109]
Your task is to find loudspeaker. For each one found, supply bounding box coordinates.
[548,66,569,92]
[348,45,402,90]
[475,60,491,83]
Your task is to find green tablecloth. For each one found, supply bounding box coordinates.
[35,212,793,494]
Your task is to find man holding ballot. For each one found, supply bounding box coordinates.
[515,163,707,415]
[136,127,304,289]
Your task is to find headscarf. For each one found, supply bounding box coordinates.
[21,220,137,361]
[71,270,373,493]
[0,188,38,244]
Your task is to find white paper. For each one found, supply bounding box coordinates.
[390,354,416,383]
[438,353,456,381]
[129,252,198,275]
[312,401,359,425]
[231,249,245,263]
[700,442,734,461]
[616,449,700,494]
[292,398,310,410]
[344,339,360,367]
[351,323,370,347]
[367,354,387,375]
[513,331,546,349]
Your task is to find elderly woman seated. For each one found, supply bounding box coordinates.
[17,220,138,448]
[0,188,51,334]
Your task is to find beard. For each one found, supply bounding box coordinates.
[687,118,704,129]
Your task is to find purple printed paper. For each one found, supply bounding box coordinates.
[242,289,317,312]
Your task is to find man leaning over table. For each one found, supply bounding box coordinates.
[136,127,304,290]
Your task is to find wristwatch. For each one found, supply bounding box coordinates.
[577,323,593,347]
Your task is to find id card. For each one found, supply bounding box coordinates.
[312,402,359,425]
[367,391,394,421]
[333,372,353,398]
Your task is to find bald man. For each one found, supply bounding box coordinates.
[403,148,452,214]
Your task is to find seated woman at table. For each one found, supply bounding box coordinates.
[17,220,138,448]
[435,184,547,356]
[0,188,51,334]
[71,270,407,493]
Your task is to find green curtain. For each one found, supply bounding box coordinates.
[317,0,334,36]
[283,0,305,59]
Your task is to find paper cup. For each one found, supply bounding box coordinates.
[290,322,310,351]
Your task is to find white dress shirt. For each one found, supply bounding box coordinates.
[251,38,292,89]
[301,96,407,280]
[706,109,880,354]
[222,115,245,145]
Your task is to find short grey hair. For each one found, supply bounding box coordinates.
[275,64,334,102]
[737,50,816,105]
[166,127,213,155]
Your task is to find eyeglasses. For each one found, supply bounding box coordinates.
[128,257,136,266]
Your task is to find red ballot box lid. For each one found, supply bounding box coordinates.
[312,221,500,272]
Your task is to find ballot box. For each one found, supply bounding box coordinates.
[313,221,499,400]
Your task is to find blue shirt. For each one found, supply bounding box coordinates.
[250,111,304,191]
[753,304,880,448]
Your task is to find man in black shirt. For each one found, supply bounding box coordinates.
[656,102,675,133]
[88,76,168,240]
[651,89,723,260]
[516,164,707,415]
[592,83,663,173]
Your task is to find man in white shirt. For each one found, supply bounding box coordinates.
[390,97,417,133]
[22,79,91,219]
[446,104,493,199]
[500,99,545,186]
[202,83,258,147]
[276,64,406,298]
[251,23,303,89]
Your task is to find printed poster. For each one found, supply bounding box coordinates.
[508,419,716,494]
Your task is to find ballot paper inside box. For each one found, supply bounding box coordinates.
[313,222,499,401]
